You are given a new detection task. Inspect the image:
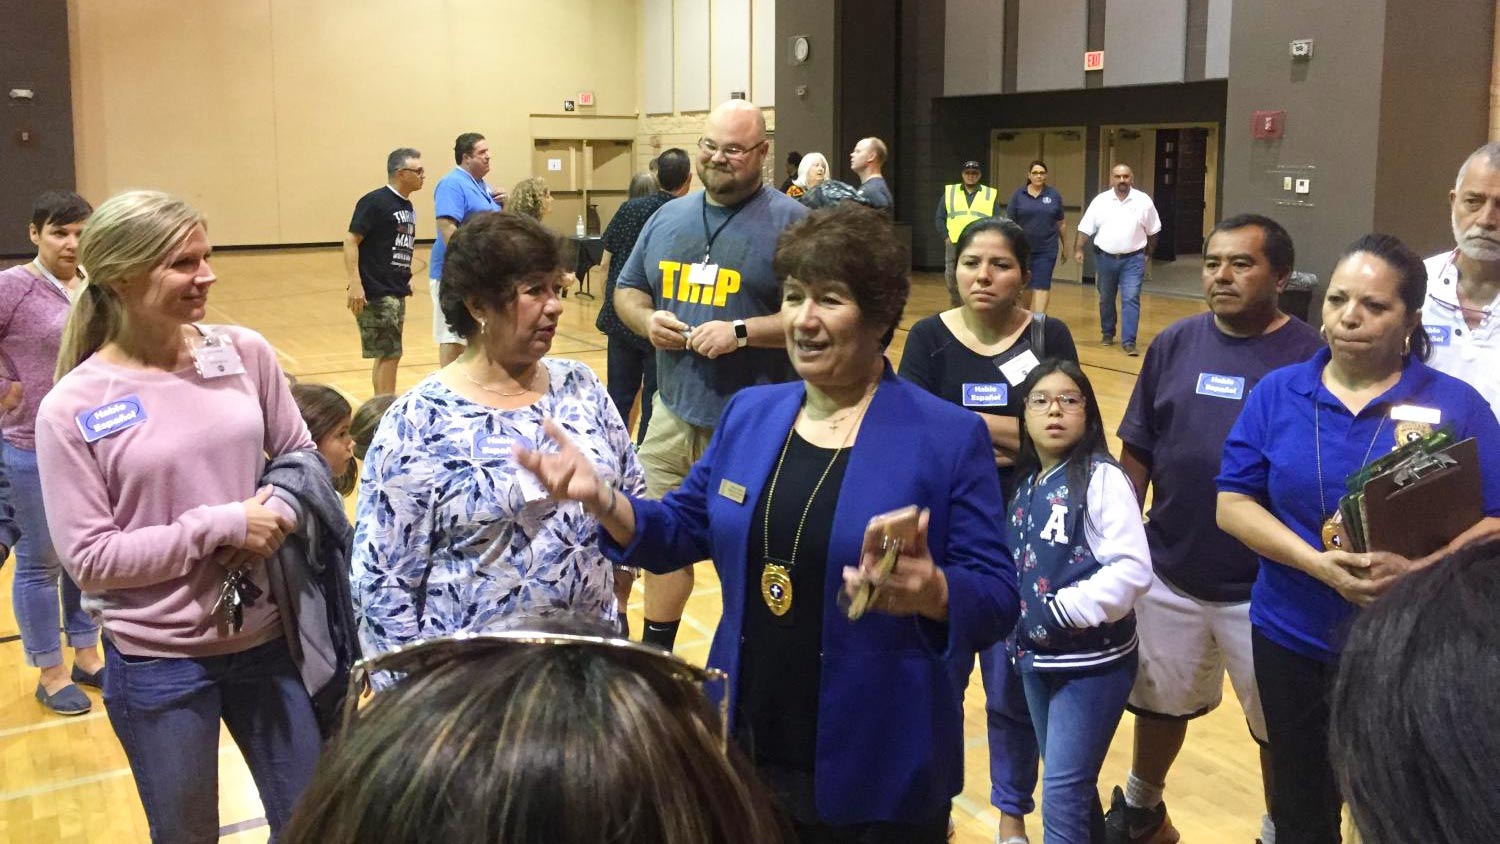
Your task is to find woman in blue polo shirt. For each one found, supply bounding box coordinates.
[1006,160,1067,315]
[1217,233,1500,844]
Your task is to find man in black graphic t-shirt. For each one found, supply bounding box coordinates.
[346,147,423,394]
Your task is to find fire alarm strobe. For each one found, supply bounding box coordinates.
[1252,110,1285,140]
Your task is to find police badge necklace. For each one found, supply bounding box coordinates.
[1313,397,1384,549]
[759,387,875,617]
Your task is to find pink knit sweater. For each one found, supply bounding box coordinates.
[0,263,71,450]
[35,325,313,657]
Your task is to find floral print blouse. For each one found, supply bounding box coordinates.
[352,358,646,656]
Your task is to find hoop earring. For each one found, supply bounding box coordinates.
[478,317,487,335]
[1318,324,1328,342]
[1403,334,1411,356]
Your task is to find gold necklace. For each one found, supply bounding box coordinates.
[464,364,541,397]
[759,385,876,617]
[804,381,878,432]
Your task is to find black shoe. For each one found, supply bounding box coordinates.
[1101,335,1115,346]
[1104,786,1179,844]
[1123,343,1139,356]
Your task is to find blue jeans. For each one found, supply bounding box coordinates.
[103,637,322,843]
[5,441,97,668]
[1093,250,1145,345]
[950,640,1039,816]
[1021,653,1138,844]
[605,334,657,445]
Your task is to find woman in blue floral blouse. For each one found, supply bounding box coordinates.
[351,212,646,656]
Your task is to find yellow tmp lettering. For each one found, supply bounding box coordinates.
[659,261,681,300]
[711,268,741,307]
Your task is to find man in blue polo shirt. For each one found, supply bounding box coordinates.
[1104,215,1321,844]
[430,132,502,366]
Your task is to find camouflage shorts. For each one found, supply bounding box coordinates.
[356,295,406,359]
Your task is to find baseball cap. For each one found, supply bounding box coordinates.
[961,160,982,171]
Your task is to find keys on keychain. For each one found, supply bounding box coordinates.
[212,569,264,635]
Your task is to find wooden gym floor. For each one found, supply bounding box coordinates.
[0,245,1268,843]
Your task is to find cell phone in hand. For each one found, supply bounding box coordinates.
[843,505,921,620]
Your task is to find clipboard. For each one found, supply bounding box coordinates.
[1360,437,1483,559]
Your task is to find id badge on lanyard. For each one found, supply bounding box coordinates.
[190,330,247,379]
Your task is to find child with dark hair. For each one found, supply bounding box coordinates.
[350,394,396,462]
[1008,359,1152,842]
[291,384,355,496]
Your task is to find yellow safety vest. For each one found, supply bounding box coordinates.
[944,184,998,242]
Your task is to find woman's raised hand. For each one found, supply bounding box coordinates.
[514,418,608,511]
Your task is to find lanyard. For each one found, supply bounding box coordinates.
[31,260,73,300]
[700,195,750,262]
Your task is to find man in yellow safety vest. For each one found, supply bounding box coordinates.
[934,160,999,307]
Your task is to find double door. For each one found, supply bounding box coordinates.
[990,128,1086,283]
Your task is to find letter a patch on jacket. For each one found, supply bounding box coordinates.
[1039,503,1070,544]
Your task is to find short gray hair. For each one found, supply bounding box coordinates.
[387,147,421,177]
[1455,142,1500,189]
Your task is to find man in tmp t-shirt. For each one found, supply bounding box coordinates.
[345,147,424,395]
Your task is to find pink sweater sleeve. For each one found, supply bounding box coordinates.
[238,328,312,526]
[36,412,249,591]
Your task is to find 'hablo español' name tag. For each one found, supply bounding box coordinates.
[76,395,148,443]
[1195,373,1245,400]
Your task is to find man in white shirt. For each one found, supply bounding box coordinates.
[1075,165,1162,356]
[1423,142,1500,421]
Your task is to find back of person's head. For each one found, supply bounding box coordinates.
[1332,536,1500,844]
[508,177,549,221]
[291,383,355,495]
[56,190,206,380]
[656,147,692,193]
[285,619,784,844]
[628,172,658,199]
[350,394,396,461]
[31,190,93,232]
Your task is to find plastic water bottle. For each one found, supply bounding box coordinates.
[576,215,586,237]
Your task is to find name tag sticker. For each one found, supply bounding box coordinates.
[76,395,147,443]
[962,383,1009,407]
[1390,404,1441,425]
[1195,373,1246,400]
[1425,325,1452,346]
[471,431,535,460]
[718,479,747,504]
[998,349,1042,386]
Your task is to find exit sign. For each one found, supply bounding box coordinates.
[1084,50,1104,71]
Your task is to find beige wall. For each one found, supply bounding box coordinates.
[69,0,638,246]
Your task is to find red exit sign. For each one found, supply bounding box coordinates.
[1084,50,1104,71]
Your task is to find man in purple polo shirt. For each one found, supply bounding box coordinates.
[1104,214,1323,844]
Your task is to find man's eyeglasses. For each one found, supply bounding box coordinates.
[1024,392,1088,413]
[697,137,766,162]
[341,630,730,748]
[398,167,426,177]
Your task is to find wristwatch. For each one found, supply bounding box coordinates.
[733,319,748,348]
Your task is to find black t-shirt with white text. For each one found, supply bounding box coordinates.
[348,186,416,298]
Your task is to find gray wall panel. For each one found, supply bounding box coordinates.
[675,0,711,111]
[1103,0,1187,87]
[943,0,1005,95]
[1015,0,1086,92]
[643,0,674,114]
[1206,0,1231,78]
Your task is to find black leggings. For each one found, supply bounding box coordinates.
[1252,629,1342,844]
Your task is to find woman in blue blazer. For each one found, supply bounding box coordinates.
[521,205,1020,842]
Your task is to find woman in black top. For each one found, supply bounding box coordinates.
[518,204,1019,842]
[897,215,1077,844]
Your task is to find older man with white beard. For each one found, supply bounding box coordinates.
[1424,143,1500,421]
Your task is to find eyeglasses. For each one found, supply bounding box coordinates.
[341,630,730,748]
[399,167,426,177]
[697,137,766,162]
[1024,392,1087,413]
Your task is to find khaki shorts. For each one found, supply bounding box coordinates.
[1127,572,1268,742]
[636,395,715,498]
[355,295,405,360]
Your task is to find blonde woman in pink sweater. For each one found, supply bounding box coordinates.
[35,191,322,844]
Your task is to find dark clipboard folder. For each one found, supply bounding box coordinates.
[1356,437,1483,559]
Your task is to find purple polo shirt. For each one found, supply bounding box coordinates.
[1118,312,1323,602]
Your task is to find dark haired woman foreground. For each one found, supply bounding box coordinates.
[520,204,1019,842]
[1218,233,1500,844]
[352,212,645,655]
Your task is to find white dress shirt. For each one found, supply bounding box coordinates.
[1423,250,1500,422]
[1077,187,1162,255]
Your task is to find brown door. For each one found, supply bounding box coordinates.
[1152,130,1179,261]
[1175,129,1208,254]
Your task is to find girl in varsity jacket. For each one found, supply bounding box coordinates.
[1007,359,1152,843]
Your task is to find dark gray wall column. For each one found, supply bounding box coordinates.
[0,0,76,256]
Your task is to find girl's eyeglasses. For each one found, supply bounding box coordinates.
[342,630,730,748]
[1024,392,1087,413]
